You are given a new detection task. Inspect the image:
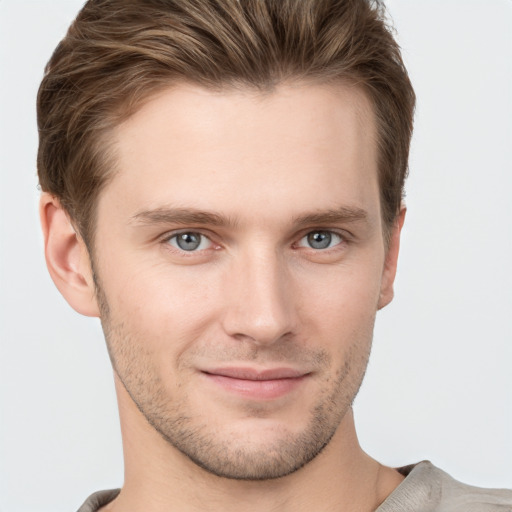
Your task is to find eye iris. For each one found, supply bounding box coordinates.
[176,232,201,251]
[307,231,331,249]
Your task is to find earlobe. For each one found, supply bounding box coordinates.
[40,193,100,317]
[378,207,406,310]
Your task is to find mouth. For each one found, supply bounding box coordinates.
[201,367,310,400]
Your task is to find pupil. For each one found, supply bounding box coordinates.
[308,231,331,249]
[177,232,200,251]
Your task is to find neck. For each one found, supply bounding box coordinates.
[103,376,403,512]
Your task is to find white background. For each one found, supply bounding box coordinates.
[0,1,511,510]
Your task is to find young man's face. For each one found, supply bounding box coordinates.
[89,83,400,479]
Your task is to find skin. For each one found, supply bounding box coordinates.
[41,82,406,511]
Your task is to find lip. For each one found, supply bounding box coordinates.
[201,367,310,400]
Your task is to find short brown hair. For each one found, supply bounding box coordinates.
[37,0,415,248]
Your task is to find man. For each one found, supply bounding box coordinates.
[35,0,512,510]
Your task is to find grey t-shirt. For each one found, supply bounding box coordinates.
[77,461,512,512]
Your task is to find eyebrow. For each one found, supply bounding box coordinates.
[130,207,238,228]
[130,205,369,229]
[292,206,369,226]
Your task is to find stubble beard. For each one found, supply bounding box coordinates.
[96,285,373,481]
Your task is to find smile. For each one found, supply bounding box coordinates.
[201,367,310,400]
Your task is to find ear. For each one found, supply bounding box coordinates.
[378,207,406,310]
[40,193,100,317]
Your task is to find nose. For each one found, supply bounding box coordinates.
[221,249,296,346]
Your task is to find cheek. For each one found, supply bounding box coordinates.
[99,257,225,352]
[297,259,383,326]
[291,265,382,372]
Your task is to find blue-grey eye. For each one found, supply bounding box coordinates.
[299,231,342,250]
[168,232,211,251]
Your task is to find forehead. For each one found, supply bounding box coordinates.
[100,82,380,228]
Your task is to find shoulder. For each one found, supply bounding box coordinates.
[378,461,512,512]
[77,489,120,512]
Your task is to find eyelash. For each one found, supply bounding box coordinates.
[295,230,345,251]
[160,229,348,255]
[161,230,217,254]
